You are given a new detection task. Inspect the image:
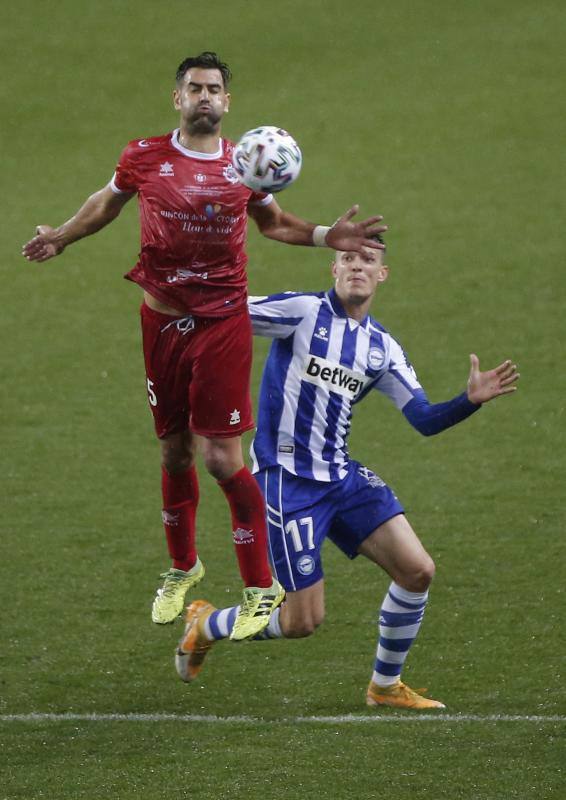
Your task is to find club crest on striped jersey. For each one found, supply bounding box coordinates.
[302,355,369,400]
[367,347,385,370]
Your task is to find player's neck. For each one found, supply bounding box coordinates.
[339,295,372,322]
[177,128,222,154]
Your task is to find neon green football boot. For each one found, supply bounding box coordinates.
[151,557,205,624]
[229,577,285,641]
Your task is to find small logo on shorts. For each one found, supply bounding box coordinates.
[358,466,386,488]
[162,510,180,526]
[233,528,254,544]
[296,555,315,576]
[229,409,241,425]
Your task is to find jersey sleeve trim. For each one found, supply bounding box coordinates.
[249,315,304,338]
[109,173,132,195]
[249,193,274,207]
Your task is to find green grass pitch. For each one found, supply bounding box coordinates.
[2,1,565,798]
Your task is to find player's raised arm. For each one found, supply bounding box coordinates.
[248,199,387,253]
[401,355,519,435]
[22,184,133,263]
[374,337,520,437]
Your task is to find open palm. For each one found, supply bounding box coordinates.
[467,354,519,405]
[326,205,387,253]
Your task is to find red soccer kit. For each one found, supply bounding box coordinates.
[110,129,273,438]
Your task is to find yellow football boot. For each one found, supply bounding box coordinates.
[151,558,205,624]
[229,578,285,641]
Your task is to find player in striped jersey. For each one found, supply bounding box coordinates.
[176,236,519,709]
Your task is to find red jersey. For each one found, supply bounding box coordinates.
[111,130,273,316]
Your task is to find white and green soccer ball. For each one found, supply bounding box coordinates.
[232,125,302,193]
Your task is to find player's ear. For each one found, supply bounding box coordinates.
[173,88,181,111]
[224,92,231,113]
[377,265,389,283]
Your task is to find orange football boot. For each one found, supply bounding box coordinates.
[175,600,216,683]
[366,680,445,710]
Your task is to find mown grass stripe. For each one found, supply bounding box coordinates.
[1,713,564,724]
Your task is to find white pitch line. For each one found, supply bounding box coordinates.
[1,713,565,724]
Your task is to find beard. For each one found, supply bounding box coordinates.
[186,107,223,135]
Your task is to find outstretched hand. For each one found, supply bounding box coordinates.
[22,225,64,263]
[325,205,387,253]
[467,354,520,405]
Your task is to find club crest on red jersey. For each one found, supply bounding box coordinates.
[223,164,239,184]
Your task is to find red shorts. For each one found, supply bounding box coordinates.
[140,304,254,439]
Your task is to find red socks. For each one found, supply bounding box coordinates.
[161,465,199,572]
[161,464,272,588]
[218,466,272,588]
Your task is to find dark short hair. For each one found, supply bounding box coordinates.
[371,232,386,252]
[175,52,232,88]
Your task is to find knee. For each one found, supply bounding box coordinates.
[404,556,436,593]
[202,451,229,481]
[161,444,195,475]
[201,443,242,481]
[282,610,324,639]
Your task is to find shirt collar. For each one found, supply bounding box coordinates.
[171,129,223,160]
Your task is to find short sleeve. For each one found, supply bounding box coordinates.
[248,293,314,338]
[110,143,139,194]
[247,191,274,207]
[373,336,424,410]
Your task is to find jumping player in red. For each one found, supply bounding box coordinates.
[22,51,386,640]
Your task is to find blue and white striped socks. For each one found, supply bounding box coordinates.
[198,581,428,671]
[204,605,283,641]
[372,582,429,687]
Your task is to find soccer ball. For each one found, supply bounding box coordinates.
[232,126,302,193]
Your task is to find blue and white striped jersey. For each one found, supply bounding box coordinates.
[249,288,427,481]
[248,288,479,481]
